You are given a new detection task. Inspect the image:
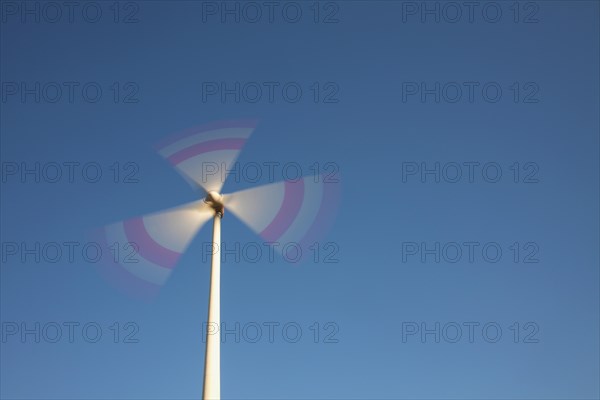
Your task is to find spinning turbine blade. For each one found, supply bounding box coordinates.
[92,201,213,298]
[155,119,258,193]
[96,119,342,397]
[223,175,340,252]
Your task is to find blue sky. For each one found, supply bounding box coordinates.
[1,1,599,399]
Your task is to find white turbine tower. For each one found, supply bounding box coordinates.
[94,120,339,400]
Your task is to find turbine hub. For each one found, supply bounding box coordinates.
[204,191,224,217]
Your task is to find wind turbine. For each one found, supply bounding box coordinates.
[93,120,340,400]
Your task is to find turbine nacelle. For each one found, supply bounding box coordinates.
[204,190,224,216]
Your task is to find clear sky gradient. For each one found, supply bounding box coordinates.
[1,1,599,399]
